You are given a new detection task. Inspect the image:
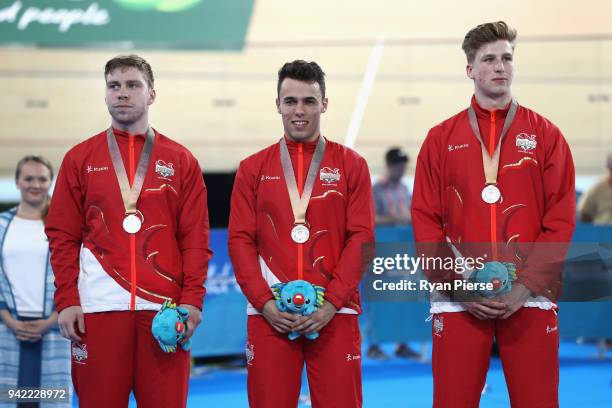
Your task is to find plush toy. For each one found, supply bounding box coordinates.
[471,261,517,298]
[272,280,325,340]
[151,300,191,353]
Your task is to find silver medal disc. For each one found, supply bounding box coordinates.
[291,224,310,244]
[123,214,142,234]
[481,185,501,204]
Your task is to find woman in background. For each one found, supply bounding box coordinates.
[0,156,70,408]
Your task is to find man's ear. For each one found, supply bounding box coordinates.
[148,88,156,106]
[276,98,281,114]
[466,64,474,80]
[321,97,328,113]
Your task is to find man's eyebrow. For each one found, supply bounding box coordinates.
[283,96,317,101]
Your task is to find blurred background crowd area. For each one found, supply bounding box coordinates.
[1,0,611,204]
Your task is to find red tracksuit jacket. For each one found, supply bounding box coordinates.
[46,128,212,313]
[228,137,375,313]
[412,97,575,300]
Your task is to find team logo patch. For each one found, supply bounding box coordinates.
[245,342,255,365]
[155,160,175,180]
[515,133,537,152]
[72,343,88,364]
[320,167,340,184]
[433,315,444,337]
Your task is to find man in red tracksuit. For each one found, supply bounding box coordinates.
[45,55,212,408]
[412,22,575,407]
[228,60,375,407]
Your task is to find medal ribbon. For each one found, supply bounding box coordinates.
[280,136,326,225]
[467,100,518,184]
[106,127,155,215]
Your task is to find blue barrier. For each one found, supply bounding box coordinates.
[190,225,612,357]
[190,229,246,357]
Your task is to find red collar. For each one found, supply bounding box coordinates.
[284,135,321,153]
[111,128,147,140]
[470,95,512,121]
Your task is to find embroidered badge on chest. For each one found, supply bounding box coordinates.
[320,167,340,184]
[155,160,175,180]
[515,133,537,153]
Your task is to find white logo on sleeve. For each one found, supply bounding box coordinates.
[346,353,361,361]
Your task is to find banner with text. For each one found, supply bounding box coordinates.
[0,0,255,50]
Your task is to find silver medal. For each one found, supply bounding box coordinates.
[123,214,142,234]
[481,185,501,204]
[291,224,310,244]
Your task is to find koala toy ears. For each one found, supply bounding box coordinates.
[271,281,326,307]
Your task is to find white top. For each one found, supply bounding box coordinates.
[429,297,555,314]
[78,246,160,313]
[2,216,48,317]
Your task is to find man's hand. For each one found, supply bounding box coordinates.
[460,299,506,320]
[178,304,202,344]
[292,301,337,335]
[261,299,298,333]
[494,283,532,319]
[58,306,85,342]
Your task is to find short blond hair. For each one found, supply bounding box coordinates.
[462,21,517,63]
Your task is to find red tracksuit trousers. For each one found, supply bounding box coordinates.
[432,308,559,408]
[71,311,191,408]
[246,314,362,408]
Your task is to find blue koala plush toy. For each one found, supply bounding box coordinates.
[151,300,191,353]
[271,280,325,340]
[471,261,517,298]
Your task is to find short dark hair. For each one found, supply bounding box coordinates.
[104,55,154,88]
[277,60,326,98]
[385,147,409,165]
[15,155,54,181]
[462,21,517,63]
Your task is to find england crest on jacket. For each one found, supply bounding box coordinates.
[515,133,537,153]
[320,167,340,184]
[155,160,175,180]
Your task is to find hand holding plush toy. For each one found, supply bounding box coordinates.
[151,300,191,353]
[272,280,325,340]
[471,261,517,298]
